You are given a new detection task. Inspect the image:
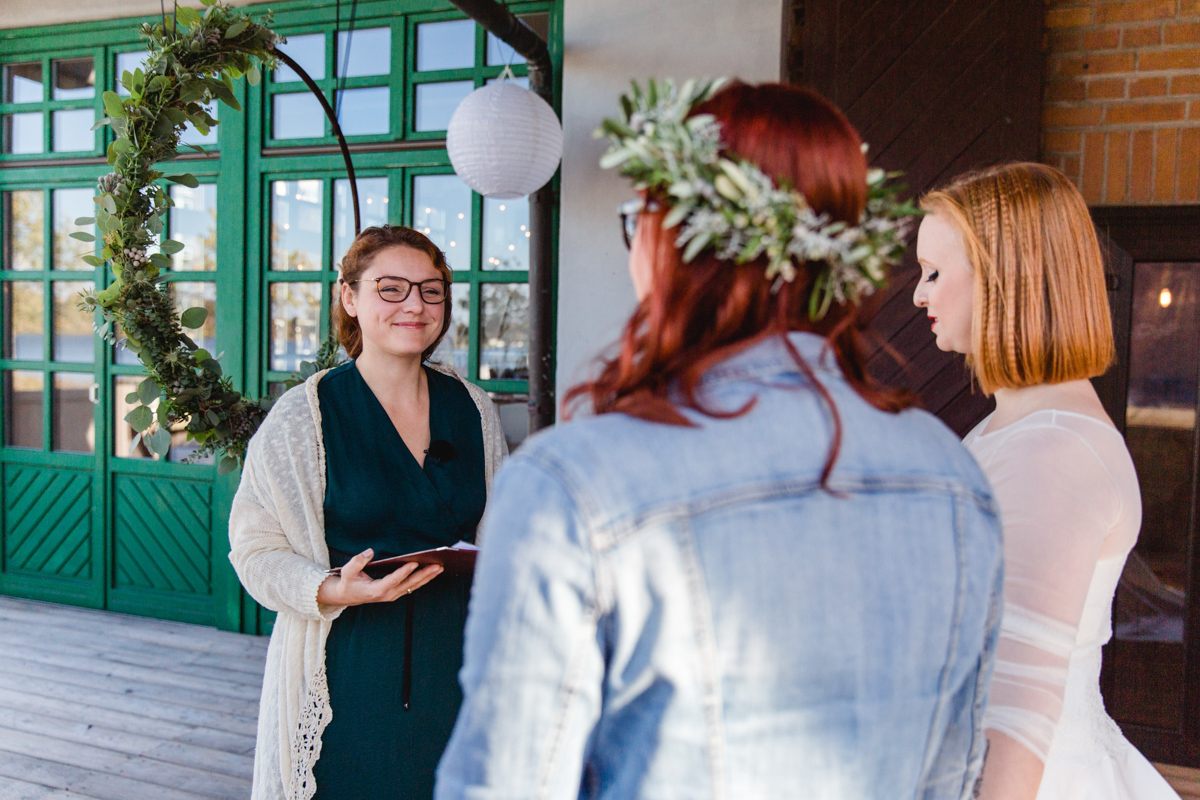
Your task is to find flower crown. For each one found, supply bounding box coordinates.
[595,78,922,319]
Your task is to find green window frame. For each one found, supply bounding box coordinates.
[1,47,106,160]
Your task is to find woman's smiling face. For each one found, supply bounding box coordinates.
[341,245,446,359]
[913,211,976,355]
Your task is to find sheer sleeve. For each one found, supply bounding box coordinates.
[977,423,1124,761]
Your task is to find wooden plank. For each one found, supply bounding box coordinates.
[0,712,253,781]
[0,655,260,719]
[0,751,213,800]
[1157,764,1200,800]
[0,624,266,683]
[0,672,257,737]
[0,775,99,800]
[0,642,263,702]
[0,600,267,659]
[0,728,250,800]
[0,686,256,756]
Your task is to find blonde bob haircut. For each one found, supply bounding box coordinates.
[920,162,1113,396]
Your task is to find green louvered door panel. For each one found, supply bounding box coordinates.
[108,473,218,624]
[0,461,101,606]
[3,464,93,578]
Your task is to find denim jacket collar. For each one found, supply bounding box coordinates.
[698,331,842,390]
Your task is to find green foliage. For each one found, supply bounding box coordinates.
[79,1,344,470]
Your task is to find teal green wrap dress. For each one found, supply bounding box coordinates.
[312,361,486,800]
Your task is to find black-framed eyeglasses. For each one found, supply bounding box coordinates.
[347,276,449,304]
[618,198,660,249]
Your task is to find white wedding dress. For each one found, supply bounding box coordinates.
[964,409,1181,800]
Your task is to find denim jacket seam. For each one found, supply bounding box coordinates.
[915,489,971,798]
[532,599,604,800]
[594,476,992,549]
[674,515,728,800]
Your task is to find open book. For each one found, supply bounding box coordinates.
[327,541,479,579]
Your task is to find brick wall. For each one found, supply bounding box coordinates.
[1042,0,1200,204]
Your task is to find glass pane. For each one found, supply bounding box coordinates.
[112,375,212,463]
[3,62,42,103]
[53,281,94,363]
[414,81,473,131]
[180,101,217,146]
[336,87,389,136]
[483,197,529,271]
[115,51,148,96]
[113,323,139,365]
[52,108,95,152]
[1110,261,1199,729]
[270,282,321,372]
[486,14,549,66]
[412,174,471,271]
[333,177,388,268]
[336,27,391,77]
[274,33,325,82]
[52,372,93,453]
[479,283,528,380]
[171,281,216,354]
[416,20,475,72]
[4,371,43,449]
[113,374,151,459]
[170,184,217,271]
[4,190,44,271]
[430,282,470,374]
[4,282,43,360]
[273,92,325,139]
[4,112,43,154]
[52,58,94,100]
[53,188,95,270]
[271,180,323,271]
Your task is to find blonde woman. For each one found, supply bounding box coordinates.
[229,226,506,800]
[913,162,1179,800]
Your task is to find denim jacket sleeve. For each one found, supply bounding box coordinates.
[436,452,606,800]
[920,493,1006,800]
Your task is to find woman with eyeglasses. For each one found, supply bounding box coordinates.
[229,225,507,800]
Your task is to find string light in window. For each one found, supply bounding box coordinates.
[1160,288,1172,308]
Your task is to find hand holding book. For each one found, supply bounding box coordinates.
[316,542,478,607]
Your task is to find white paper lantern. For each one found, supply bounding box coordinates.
[446,80,563,199]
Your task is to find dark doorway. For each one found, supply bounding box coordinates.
[1093,207,1200,768]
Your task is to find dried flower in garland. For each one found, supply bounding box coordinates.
[78,0,339,474]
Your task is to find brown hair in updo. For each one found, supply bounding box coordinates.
[333,225,453,360]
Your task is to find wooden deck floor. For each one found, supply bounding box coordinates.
[0,596,266,800]
[0,595,1196,800]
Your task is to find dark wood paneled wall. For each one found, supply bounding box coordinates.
[799,0,1044,434]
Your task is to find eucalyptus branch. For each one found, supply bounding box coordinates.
[79,0,345,475]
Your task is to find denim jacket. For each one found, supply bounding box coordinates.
[436,332,1003,800]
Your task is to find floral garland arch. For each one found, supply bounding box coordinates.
[79,0,340,475]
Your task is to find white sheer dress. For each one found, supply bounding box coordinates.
[964,409,1181,799]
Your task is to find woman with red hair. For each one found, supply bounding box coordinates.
[435,80,1003,799]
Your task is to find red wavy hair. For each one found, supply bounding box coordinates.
[564,81,915,484]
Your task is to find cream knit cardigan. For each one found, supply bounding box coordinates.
[228,365,507,800]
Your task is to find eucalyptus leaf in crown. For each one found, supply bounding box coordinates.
[75,0,334,475]
[595,78,922,319]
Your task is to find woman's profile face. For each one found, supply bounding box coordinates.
[913,211,975,355]
[341,245,446,359]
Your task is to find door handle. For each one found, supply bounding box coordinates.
[89,382,100,405]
